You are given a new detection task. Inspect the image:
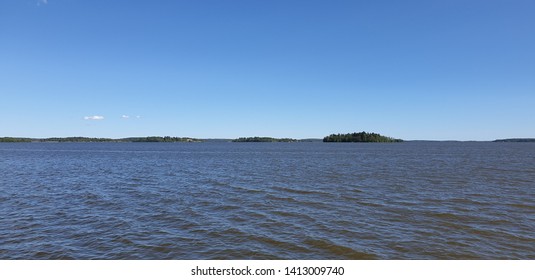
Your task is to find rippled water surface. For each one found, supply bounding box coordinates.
[1,142,534,259]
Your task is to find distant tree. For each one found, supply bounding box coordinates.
[0,137,32,142]
[0,136,202,143]
[323,131,402,143]
[233,137,298,142]
[127,136,202,142]
[494,138,535,142]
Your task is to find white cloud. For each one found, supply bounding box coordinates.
[136,115,141,119]
[38,0,48,5]
[122,115,130,119]
[84,115,104,120]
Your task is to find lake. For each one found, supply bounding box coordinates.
[1,142,534,259]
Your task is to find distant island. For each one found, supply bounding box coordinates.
[323,131,403,143]
[5,135,533,143]
[0,134,404,143]
[124,136,201,142]
[0,137,33,143]
[0,136,202,143]
[232,137,299,142]
[494,138,535,142]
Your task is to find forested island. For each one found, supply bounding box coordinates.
[0,137,33,143]
[232,137,299,142]
[124,136,201,142]
[323,132,403,143]
[4,135,533,144]
[494,138,535,142]
[0,136,201,143]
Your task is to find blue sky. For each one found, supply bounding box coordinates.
[1,0,534,140]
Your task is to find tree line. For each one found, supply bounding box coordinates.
[125,136,201,142]
[232,137,298,142]
[0,136,201,143]
[494,138,535,142]
[323,132,402,143]
[0,137,32,142]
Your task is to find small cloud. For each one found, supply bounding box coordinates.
[122,115,130,119]
[37,0,48,5]
[136,115,141,119]
[84,115,104,120]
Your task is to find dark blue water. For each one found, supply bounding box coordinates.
[1,142,534,259]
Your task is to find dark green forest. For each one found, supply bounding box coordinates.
[0,137,32,142]
[323,132,403,143]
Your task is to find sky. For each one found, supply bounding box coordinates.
[1,0,534,140]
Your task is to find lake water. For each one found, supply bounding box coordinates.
[1,142,534,259]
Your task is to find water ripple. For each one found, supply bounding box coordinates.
[1,142,534,259]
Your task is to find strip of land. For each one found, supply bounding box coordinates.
[1,132,403,143]
[323,132,403,142]
[232,137,299,142]
[0,136,201,143]
[493,138,535,142]
[6,133,531,143]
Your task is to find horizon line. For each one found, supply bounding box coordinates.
[2,135,533,142]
